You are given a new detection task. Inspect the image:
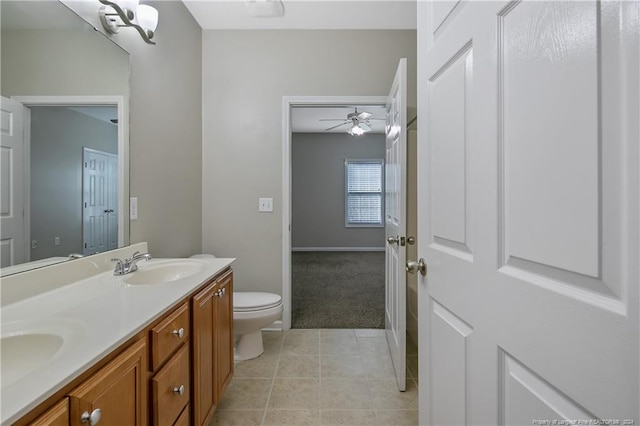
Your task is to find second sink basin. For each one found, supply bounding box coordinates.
[1,319,85,389]
[123,260,205,285]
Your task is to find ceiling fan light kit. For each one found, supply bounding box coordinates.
[321,107,384,136]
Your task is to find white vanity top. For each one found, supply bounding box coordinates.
[0,245,235,425]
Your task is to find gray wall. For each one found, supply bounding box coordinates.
[117,1,203,258]
[202,29,416,294]
[292,132,385,249]
[63,0,204,258]
[30,107,117,260]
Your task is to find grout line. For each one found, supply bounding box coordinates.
[260,331,283,426]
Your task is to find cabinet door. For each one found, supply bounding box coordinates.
[215,272,234,399]
[69,339,147,426]
[191,281,217,426]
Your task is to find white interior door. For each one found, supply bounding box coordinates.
[384,58,408,392]
[82,148,112,255]
[107,155,118,250]
[0,97,27,267]
[417,1,639,424]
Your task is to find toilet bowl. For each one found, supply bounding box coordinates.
[234,292,283,361]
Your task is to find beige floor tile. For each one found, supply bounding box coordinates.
[320,329,355,338]
[210,409,264,426]
[354,329,386,338]
[320,409,378,425]
[262,332,285,355]
[263,409,320,425]
[406,338,418,356]
[361,354,396,378]
[276,355,320,378]
[375,409,419,425]
[406,356,418,379]
[286,329,321,338]
[320,337,359,356]
[282,335,320,356]
[357,337,391,357]
[319,379,373,409]
[368,378,418,410]
[234,355,279,378]
[217,378,272,410]
[320,355,366,378]
[268,378,320,409]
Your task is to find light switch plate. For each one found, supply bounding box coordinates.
[130,197,138,220]
[259,197,273,213]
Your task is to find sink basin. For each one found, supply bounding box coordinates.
[1,319,84,388]
[123,260,205,285]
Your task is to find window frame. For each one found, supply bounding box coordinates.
[344,158,385,228]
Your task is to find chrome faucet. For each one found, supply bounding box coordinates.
[112,251,152,276]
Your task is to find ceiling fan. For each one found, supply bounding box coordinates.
[320,108,384,136]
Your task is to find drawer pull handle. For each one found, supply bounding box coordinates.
[172,327,185,338]
[173,384,185,396]
[81,408,102,425]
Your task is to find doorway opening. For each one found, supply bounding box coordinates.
[282,96,387,330]
[10,96,128,265]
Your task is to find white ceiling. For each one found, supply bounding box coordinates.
[182,0,416,30]
[291,105,386,133]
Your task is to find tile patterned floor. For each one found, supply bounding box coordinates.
[211,329,419,426]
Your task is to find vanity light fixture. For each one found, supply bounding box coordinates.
[98,0,158,45]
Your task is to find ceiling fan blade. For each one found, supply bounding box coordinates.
[359,122,372,132]
[325,122,350,131]
[319,118,349,121]
[366,118,385,121]
[357,111,372,120]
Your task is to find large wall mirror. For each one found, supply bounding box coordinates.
[1,1,130,276]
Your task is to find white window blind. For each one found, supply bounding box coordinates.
[345,159,384,226]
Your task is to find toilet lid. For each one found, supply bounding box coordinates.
[234,292,282,312]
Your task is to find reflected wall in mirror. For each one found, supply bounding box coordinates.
[0,1,130,277]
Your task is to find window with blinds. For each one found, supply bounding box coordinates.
[345,159,384,227]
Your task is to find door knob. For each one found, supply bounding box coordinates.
[406,258,427,276]
[387,236,399,245]
[81,408,102,425]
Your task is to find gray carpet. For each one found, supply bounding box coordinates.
[292,251,385,329]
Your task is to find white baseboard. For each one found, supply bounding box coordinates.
[292,247,385,252]
[263,320,284,331]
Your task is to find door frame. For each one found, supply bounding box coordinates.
[281,95,387,330]
[11,95,129,250]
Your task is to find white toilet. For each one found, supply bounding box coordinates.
[233,292,283,361]
[190,254,283,361]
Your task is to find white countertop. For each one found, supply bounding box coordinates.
[0,256,235,425]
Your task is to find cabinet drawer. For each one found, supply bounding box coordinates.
[151,344,190,426]
[150,302,189,370]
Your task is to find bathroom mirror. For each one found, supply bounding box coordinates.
[0,0,130,277]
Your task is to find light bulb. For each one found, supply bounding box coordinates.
[136,5,158,31]
[349,124,365,136]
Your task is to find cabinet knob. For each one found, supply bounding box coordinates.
[173,384,185,396]
[220,287,226,295]
[81,408,102,425]
[172,327,185,338]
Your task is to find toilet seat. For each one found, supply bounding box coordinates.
[234,292,282,312]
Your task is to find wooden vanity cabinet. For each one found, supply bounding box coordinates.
[191,270,234,426]
[68,339,147,426]
[16,268,234,426]
[28,398,69,426]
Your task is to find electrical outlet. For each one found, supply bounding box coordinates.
[130,197,138,220]
[259,197,273,213]
[54,237,60,246]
